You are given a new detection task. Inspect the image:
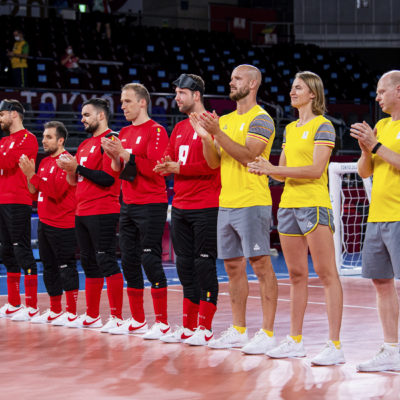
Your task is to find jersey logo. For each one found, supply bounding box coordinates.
[397,131,400,139]
[136,136,142,144]
[176,135,182,138]
[42,177,48,181]
[223,124,227,130]
[193,132,198,140]
[253,243,261,251]
[240,123,245,131]
[90,145,96,153]
[307,221,314,228]
[302,131,309,139]
[121,139,127,142]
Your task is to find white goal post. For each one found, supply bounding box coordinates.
[328,162,372,275]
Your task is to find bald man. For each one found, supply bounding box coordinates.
[190,64,278,353]
[350,70,400,372]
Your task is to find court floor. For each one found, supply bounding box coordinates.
[1,255,400,399]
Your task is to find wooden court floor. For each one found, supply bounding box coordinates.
[1,277,400,400]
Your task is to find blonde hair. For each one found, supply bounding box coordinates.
[295,71,326,115]
[121,83,150,107]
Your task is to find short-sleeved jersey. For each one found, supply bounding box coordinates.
[0,129,38,205]
[368,117,400,222]
[119,120,168,205]
[75,129,120,216]
[30,151,76,228]
[11,40,29,69]
[218,105,275,208]
[279,115,335,208]
[165,118,220,209]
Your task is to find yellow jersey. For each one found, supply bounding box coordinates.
[368,117,400,222]
[219,105,275,208]
[11,40,29,69]
[279,115,335,208]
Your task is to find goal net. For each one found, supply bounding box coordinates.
[328,162,372,275]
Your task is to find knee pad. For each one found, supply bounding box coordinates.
[13,242,36,273]
[122,263,144,289]
[43,265,63,297]
[183,283,200,304]
[176,256,196,287]
[195,255,218,305]
[142,251,167,288]
[80,251,102,278]
[59,263,79,292]
[95,250,121,277]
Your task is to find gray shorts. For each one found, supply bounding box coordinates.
[362,222,400,279]
[217,206,272,259]
[277,207,334,236]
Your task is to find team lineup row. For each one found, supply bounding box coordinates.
[0,65,399,373]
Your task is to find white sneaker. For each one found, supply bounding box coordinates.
[142,321,171,340]
[266,335,306,358]
[51,312,78,326]
[67,313,103,329]
[241,329,277,355]
[311,341,345,365]
[0,303,23,318]
[160,326,194,343]
[357,344,400,372]
[11,306,40,322]
[185,327,214,346]
[109,317,148,335]
[208,326,248,349]
[30,309,64,324]
[100,316,124,333]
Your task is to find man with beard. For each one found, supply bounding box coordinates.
[101,83,170,339]
[57,98,124,331]
[0,99,39,320]
[19,121,79,325]
[190,65,279,353]
[153,74,220,345]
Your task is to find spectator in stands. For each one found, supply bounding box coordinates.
[350,70,400,372]
[60,46,88,76]
[92,0,112,40]
[7,30,29,88]
[247,71,344,365]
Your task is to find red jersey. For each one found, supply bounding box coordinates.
[75,129,120,216]
[30,151,76,229]
[165,118,220,210]
[0,129,38,205]
[119,120,168,204]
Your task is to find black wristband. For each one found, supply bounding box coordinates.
[371,142,382,154]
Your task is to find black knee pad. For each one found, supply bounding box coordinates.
[13,242,36,273]
[176,256,195,287]
[59,263,79,292]
[43,265,63,297]
[142,251,167,288]
[80,252,102,278]
[122,263,144,289]
[95,250,121,277]
[195,255,218,305]
[183,284,200,304]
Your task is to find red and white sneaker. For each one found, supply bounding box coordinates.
[100,316,124,333]
[30,309,64,324]
[142,321,171,340]
[67,313,103,329]
[52,312,78,326]
[11,306,40,322]
[109,317,148,335]
[185,327,214,346]
[0,303,23,318]
[160,326,194,343]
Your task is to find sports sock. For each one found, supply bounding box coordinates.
[7,272,21,306]
[183,298,199,330]
[50,295,62,314]
[331,340,341,349]
[151,287,168,324]
[85,277,103,318]
[384,342,399,348]
[262,329,274,337]
[24,274,37,309]
[65,289,78,315]
[290,334,302,343]
[198,300,216,331]
[127,287,145,323]
[106,273,123,319]
[233,325,246,334]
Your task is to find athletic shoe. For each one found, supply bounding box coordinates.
[11,306,40,322]
[100,316,124,333]
[51,312,78,326]
[30,309,64,324]
[160,326,194,343]
[311,341,346,365]
[207,326,248,349]
[0,303,23,318]
[266,335,306,358]
[109,317,148,335]
[241,329,277,355]
[142,321,171,340]
[185,326,213,346]
[67,313,103,329]
[357,344,400,372]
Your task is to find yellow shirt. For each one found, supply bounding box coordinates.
[279,115,335,208]
[219,105,275,208]
[11,40,29,69]
[368,117,400,222]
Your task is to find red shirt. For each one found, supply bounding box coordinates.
[30,151,76,229]
[75,129,120,216]
[119,120,168,204]
[0,129,38,205]
[165,119,220,210]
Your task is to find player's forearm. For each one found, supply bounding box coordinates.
[374,145,400,172]
[214,131,256,166]
[269,164,326,180]
[357,152,373,178]
[201,137,220,169]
